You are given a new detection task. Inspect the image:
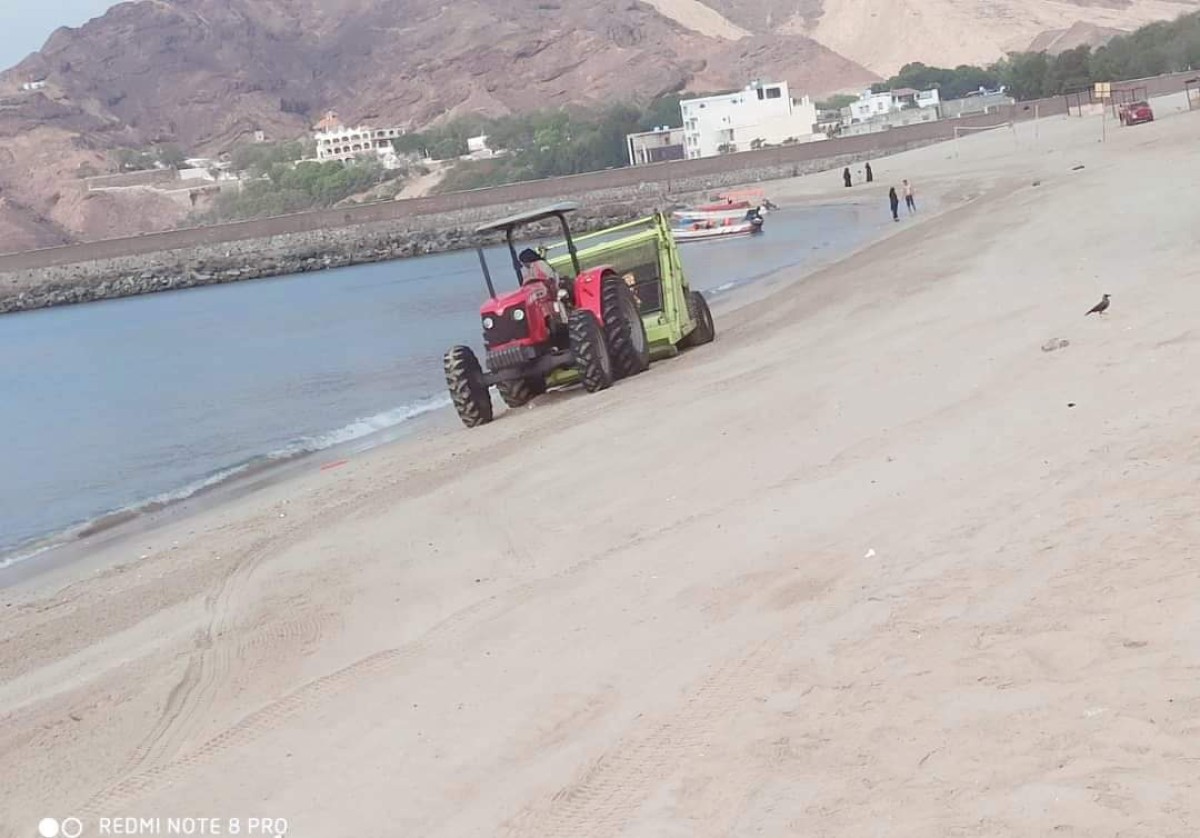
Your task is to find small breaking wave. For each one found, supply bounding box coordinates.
[0,394,453,573]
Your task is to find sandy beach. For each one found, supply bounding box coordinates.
[4,100,1200,836]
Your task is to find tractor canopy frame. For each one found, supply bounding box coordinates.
[474,201,583,299]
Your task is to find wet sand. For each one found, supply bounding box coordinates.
[3,102,1200,836]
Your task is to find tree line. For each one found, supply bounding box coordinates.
[873,10,1200,101]
[394,95,691,192]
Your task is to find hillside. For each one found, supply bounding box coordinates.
[0,0,1197,252]
[1027,21,1128,54]
[768,0,1197,74]
[0,0,877,251]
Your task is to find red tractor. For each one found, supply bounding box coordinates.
[443,202,650,427]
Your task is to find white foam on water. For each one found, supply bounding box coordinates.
[279,393,452,455]
[0,394,454,573]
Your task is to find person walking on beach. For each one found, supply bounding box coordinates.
[903,179,916,214]
[888,187,900,222]
[843,167,852,188]
[865,162,874,183]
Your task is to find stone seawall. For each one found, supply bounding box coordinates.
[0,140,928,314]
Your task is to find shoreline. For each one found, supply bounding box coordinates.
[0,392,456,583]
[0,116,1026,316]
[0,192,902,586]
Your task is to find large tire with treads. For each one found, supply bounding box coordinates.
[678,290,716,349]
[443,345,493,427]
[497,375,547,408]
[600,274,650,378]
[567,309,614,393]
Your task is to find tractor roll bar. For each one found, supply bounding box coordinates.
[478,248,496,299]
[503,211,581,286]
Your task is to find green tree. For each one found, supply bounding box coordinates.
[154,143,187,169]
[637,93,684,129]
[995,51,1051,100]
[816,94,858,111]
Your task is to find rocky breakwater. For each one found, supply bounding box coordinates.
[0,202,655,315]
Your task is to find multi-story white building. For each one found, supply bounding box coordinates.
[847,87,940,123]
[312,112,405,169]
[680,81,818,159]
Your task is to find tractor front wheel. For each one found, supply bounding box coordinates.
[497,375,547,409]
[443,345,494,427]
[567,310,614,393]
[601,274,650,378]
[679,290,716,348]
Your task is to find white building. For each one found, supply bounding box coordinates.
[680,81,818,159]
[312,111,405,169]
[625,127,686,166]
[20,79,47,92]
[848,87,940,123]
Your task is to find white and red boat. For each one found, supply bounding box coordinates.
[671,214,764,242]
[672,206,754,223]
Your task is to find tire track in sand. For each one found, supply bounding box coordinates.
[77,589,505,817]
[498,635,788,838]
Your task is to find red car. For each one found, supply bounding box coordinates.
[1119,101,1154,126]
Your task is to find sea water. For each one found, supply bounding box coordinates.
[0,204,881,563]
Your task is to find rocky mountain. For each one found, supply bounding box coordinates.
[0,0,1197,252]
[0,0,878,251]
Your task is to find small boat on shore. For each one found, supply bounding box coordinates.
[672,206,755,223]
[671,211,764,242]
[672,221,761,242]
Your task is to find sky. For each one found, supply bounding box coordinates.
[0,0,115,71]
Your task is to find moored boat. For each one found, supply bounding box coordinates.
[672,206,755,223]
[671,213,764,242]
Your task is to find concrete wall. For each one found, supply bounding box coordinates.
[842,107,939,137]
[86,169,179,190]
[941,93,1016,119]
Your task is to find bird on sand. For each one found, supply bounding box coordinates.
[1086,294,1111,316]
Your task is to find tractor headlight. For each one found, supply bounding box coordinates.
[482,316,495,330]
[512,309,526,322]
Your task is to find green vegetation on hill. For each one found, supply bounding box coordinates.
[815,94,858,111]
[873,10,1200,101]
[205,144,404,221]
[872,64,1002,99]
[393,96,686,192]
[230,140,315,177]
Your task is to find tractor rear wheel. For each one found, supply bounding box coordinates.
[497,375,547,409]
[567,309,614,393]
[679,290,716,348]
[443,345,493,427]
[601,274,650,378]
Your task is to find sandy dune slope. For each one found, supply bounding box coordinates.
[794,0,1200,73]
